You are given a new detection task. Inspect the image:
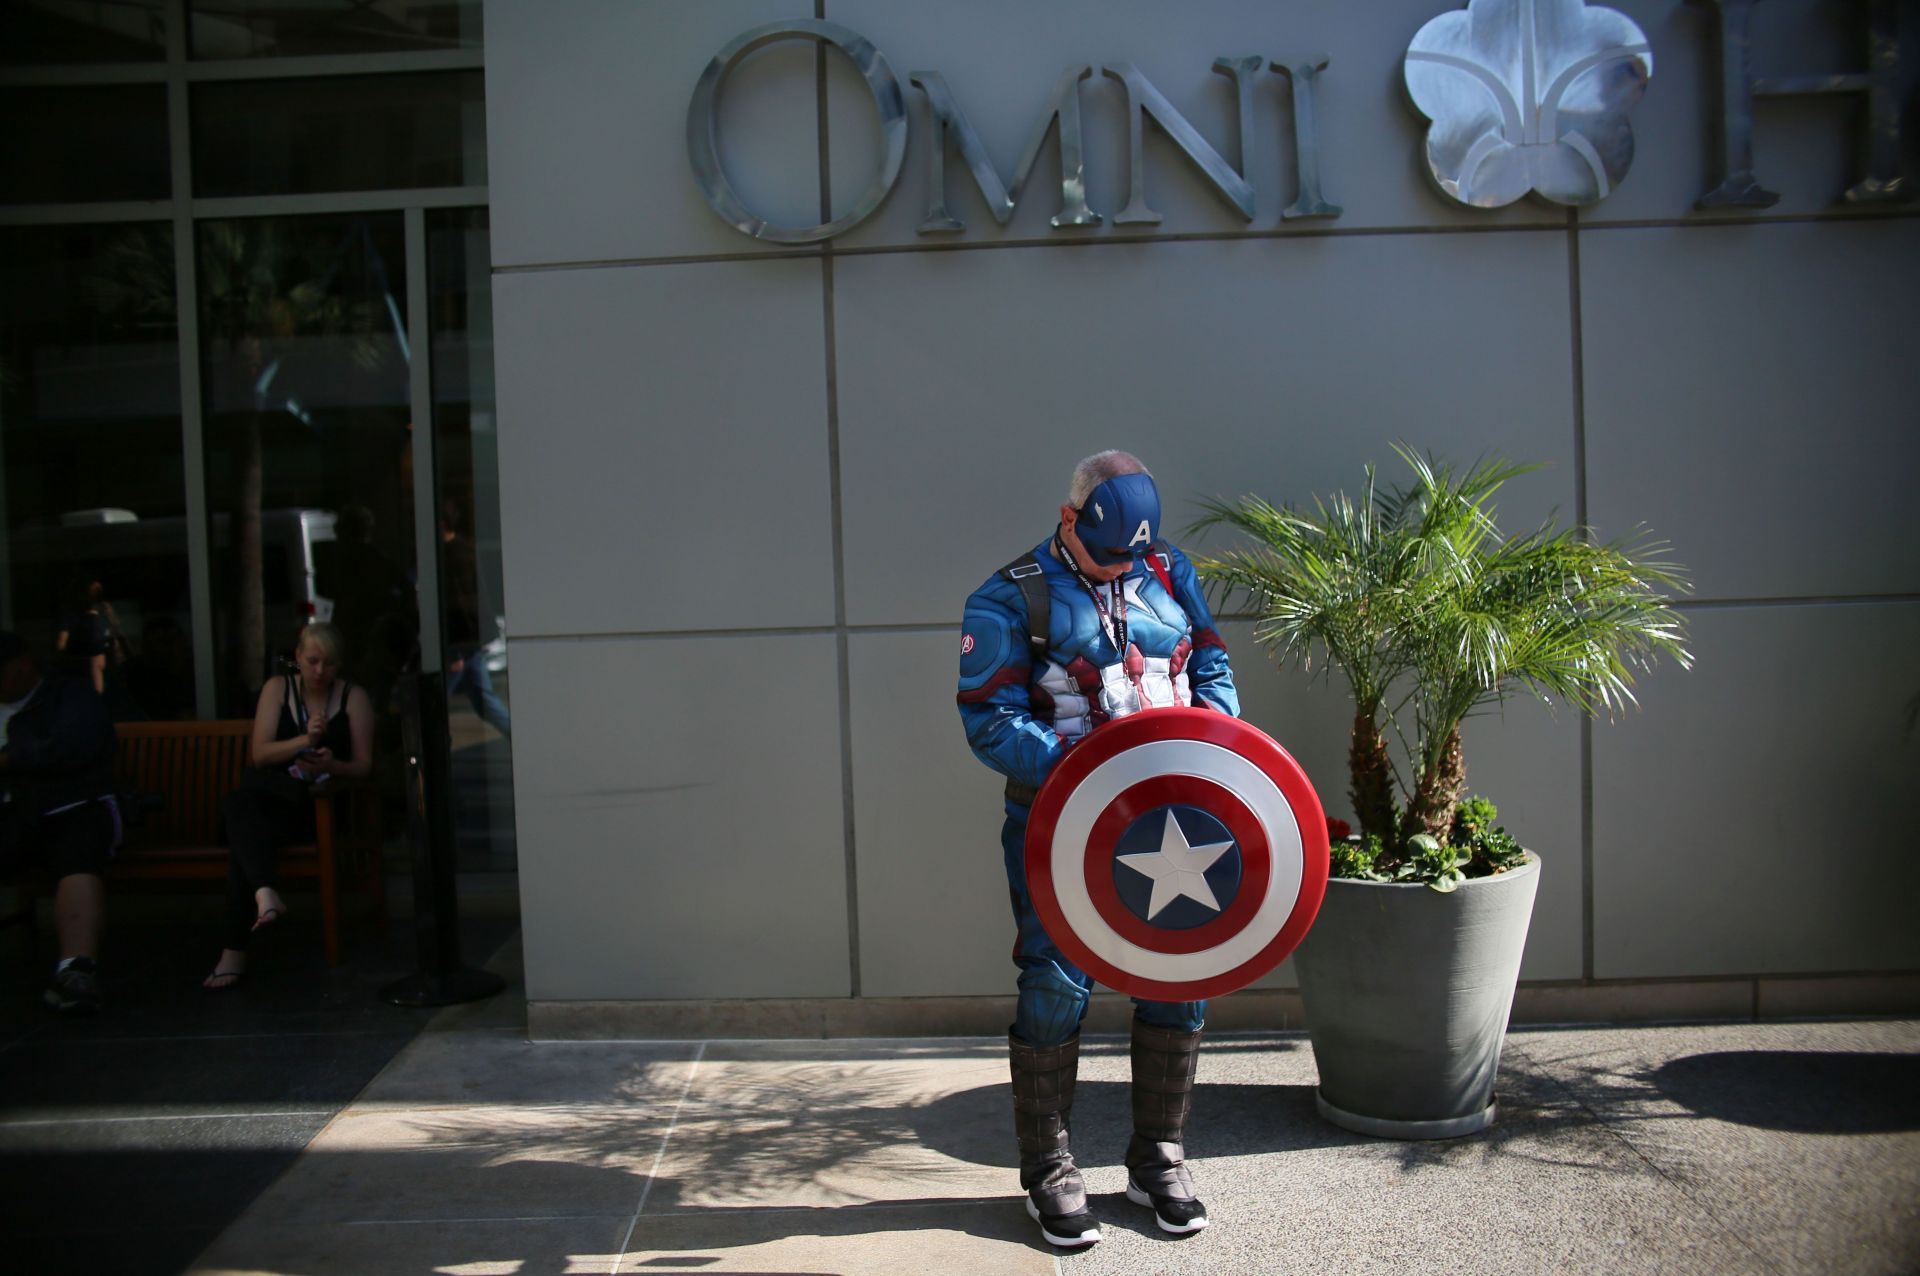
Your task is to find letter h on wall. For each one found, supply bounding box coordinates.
[1693,0,1914,206]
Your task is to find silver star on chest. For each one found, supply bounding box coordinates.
[1117,813,1234,920]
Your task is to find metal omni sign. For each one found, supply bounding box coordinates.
[685,22,909,243]
[685,19,1339,244]
[686,3,1911,242]
[1405,0,1652,207]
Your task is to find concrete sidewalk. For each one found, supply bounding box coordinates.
[190,948,1920,1275]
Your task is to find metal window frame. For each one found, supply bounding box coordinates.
[0,0,486,717]
[0,48,484,86]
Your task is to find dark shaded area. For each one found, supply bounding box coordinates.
[914,1070,1584,1171]
[0,910,518,1276]
[15,1146,1035,1275]
[0,85,172,204]
[1653,1050,1920,1134]
[192,72,486,199]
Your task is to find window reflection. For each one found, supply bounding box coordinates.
[0,223,192,721]
[0,86,171,204]
[191,0,481,59]
[428,207,513,871]
[0,0,167,64]
[196,215,415,722]
[192,72,486,198]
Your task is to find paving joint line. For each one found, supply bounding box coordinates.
[612,1039,706,1271]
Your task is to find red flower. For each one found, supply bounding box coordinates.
[1326,818,1351,842]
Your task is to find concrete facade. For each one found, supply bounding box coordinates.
[483,0,1920,1026]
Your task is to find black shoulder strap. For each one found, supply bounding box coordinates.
[998,553,1050,662]
[284,673,303,729]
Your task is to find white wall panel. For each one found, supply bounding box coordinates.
[1593,603,1920,979]
[1582,220,1920,600]
[486,0,823,266]
[513,634,851,1001]
[1458,697,1585,982]
[493,258,835,636]
[834,233,1578,628]
[848,630,1017,998]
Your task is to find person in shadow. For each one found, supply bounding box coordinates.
[122,615,194,721]
[203,622,372,989]
[440,498,510,737]
[315,505,413,731]
[0,629,118,1014]
[54,578,127,697]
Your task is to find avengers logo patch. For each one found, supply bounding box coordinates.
[960,633,975,656]
[1025,707,1329,1001]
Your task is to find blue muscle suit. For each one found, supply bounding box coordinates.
[957,539,1239,1046]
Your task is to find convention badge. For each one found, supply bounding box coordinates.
[1024,706,1330,1001]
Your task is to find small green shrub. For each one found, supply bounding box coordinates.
[1329,833,1383,880]
[1325,795,1529,892]
[1451,796,1499,841]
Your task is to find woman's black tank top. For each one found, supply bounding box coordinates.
[274,673,353,761]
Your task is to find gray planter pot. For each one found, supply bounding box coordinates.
[1293,854,1540,1139]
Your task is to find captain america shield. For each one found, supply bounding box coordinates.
[1024,706,1330,1002]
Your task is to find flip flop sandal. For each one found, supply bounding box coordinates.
[203,969,247,991]
[251,907,288,933]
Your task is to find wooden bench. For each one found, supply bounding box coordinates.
[111,720,385,965]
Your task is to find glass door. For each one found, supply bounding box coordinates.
[192,205,513,872]
[428,207,514,872]
[197,212,416,719]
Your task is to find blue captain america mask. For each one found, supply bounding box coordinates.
[1073,472,1161,565]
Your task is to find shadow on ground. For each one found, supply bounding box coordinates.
[0,910,520,1276]
[1651,1050,1920,1133]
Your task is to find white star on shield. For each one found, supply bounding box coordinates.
[1117,812,1235,921]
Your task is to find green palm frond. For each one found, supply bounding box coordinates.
[1193,445,1691,844]
[1192,473,1422,713]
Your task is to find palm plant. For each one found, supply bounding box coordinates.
[1194,445,1691,873]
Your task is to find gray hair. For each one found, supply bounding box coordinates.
[1067,450,1151,508]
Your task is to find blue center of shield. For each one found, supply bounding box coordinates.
[1111,805,1242,930]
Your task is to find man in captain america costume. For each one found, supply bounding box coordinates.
[956,450,1239,1248]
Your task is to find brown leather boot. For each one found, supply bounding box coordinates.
[1125,1020,1209,1234]
[1009,1033,1101,1247]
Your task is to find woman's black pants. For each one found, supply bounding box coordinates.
[222,772,313,951]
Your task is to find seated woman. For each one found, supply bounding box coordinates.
[204,622,373,989]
